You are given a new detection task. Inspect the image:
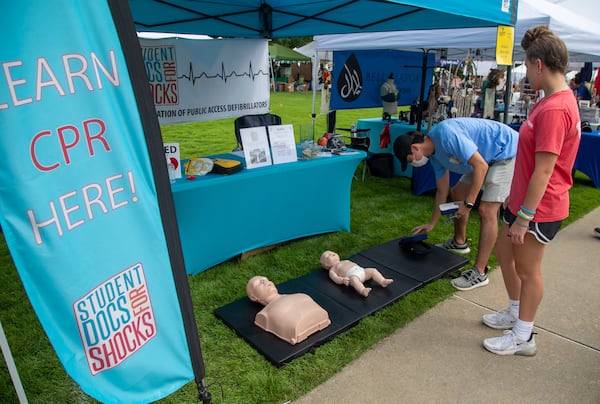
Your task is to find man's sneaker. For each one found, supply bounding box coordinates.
[483,330,537,356]
[594,227,600,239]
[451,267,489,291]
[483,307,517,329]
[437,238,471,254]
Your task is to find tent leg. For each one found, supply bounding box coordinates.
[503,65,513,124]
[416,49,436,132]
[311,53,318,135]
[0,321,28,404]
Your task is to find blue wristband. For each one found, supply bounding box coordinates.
[520,205,536,215]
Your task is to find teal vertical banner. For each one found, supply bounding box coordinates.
[0,1,194,402]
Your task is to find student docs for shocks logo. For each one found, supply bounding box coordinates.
[73,263,156,375]
[142,45,179,105]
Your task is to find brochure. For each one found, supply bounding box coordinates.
[267,124,298,165]
[164,142,182,180]
[240,126,272,169]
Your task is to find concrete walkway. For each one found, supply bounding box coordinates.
[296,207,600,404]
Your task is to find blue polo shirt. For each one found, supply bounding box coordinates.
[574,84,592,101]
[428,118,518,180]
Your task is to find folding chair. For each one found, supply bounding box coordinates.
[233,113,282,151]
[335,126,371,181]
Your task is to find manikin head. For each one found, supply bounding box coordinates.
[246,276,279,305]
[320,250,341,269]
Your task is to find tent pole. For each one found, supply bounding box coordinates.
[269,58,275,93]
[311,51,317,136]
[417,49,436,132]
[0,320,28,403]
[503,65,513,124]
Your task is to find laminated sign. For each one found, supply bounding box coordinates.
[496,25,515,66]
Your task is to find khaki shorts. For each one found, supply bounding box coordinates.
[458,158,515,203]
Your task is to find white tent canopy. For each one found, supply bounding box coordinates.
[314,0,600,63]
[294,42,331,64]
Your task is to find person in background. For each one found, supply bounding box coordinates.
[393,117,518,291]
[482,26,580,356]
[477,68,505,118]
[571,73,591,101]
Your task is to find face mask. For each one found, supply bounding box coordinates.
[410,155,429,168]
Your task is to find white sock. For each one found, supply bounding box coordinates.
[509,299,520,318]
[513,319,534,342]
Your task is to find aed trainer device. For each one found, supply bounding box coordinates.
[211,158,243,175]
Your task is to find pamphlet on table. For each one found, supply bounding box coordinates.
[268,124,297,165]
[240,126,272,169]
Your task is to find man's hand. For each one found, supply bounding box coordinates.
[411,223,434,235]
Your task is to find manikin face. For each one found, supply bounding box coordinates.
[247,276,278,304]
[320,250,340,268]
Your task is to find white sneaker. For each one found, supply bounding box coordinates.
[483,308,517,330]
[483,330,537,356]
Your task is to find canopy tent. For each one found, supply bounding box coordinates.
[128,0,517,39]
[313,0,600,62]
[128,0,518,131]
[269,43,310,63]
[295,41,331,63]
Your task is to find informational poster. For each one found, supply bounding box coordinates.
[139,37,270,124]
[0,1,201,402]
[240,127,273,169]
[496,25,515,66]
[330,49,434,110]
[164,142,182,180]
[268,124,298,165]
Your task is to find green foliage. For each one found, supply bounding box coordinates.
[1,91,599,403]
[271,37,312,51]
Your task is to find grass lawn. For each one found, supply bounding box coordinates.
[1,91,599,403]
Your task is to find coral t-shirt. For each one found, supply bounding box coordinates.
[508,89,580,222]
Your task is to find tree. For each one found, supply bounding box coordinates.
[273,37,312,50]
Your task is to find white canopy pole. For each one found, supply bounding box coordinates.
[311,50,318,136]
[0,320,28,403]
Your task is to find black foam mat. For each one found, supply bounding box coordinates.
[353,238,464,283]
[214,238,468,366]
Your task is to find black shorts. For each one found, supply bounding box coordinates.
[502,208,563,245]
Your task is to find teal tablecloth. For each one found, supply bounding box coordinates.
[171,151,364,274]
[356,118,417,178]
